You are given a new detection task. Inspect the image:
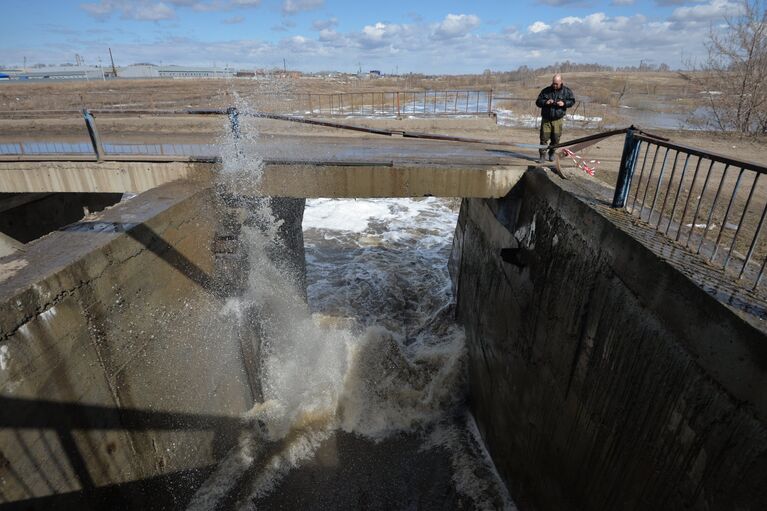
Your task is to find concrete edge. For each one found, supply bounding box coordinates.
[0,180,209,338]
[501,168,767,422]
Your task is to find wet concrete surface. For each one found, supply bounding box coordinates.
[0,134,537,167]
[226,430,477,511]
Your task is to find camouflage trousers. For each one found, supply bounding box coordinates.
[539,117,564,158]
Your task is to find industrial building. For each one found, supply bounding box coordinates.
[0,64,237,81]
[118,64,236,79]
[3,66,106,81]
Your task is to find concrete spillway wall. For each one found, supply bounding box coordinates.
[0,182,258,508]
[450,169,767,510]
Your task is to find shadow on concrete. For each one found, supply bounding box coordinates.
[61,222,214,292]
[0,466,216,511]
[1,193,123,244]
[0,396,251,511]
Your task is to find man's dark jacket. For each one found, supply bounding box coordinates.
[536,85,575,121]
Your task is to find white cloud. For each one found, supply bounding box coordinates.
[81,0,261,20]
[223,15,244,24]
[670,0,743,22]
[359,22,399,48]
[312,17,338,30]
[433,13,480,39]
[23,3,732,73]
[81,0,176,21]
[528,21,551,33]
[282,0,324,15]
[318,28,338,41]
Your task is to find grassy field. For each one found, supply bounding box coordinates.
[0,71,700,113]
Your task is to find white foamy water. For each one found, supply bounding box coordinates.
[187,93,515,510]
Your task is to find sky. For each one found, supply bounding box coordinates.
[0,0,749,74]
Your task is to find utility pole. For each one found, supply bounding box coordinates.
[109,47,117,77]
[283,58,287,74]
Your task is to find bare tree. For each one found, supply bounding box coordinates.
[699,0,767,134]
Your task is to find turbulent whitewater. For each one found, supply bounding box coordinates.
[185,96,515,510]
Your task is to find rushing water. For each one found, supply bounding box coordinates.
[182,96,515,510]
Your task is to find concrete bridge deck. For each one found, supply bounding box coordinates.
[0,135,532,197]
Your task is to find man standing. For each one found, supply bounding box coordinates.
[535,74,575,162]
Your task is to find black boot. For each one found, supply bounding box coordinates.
[539,149,547,162]
[548,149,556,162]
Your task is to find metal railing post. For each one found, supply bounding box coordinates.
[488,88,493,115]
[396,92,401,119]
[612,126,641,208]
[82,109,104,162]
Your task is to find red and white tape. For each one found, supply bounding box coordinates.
[561,148,599,176]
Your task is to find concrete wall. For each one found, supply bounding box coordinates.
[0,161,525,198]
[0,182,257,508]
[450,169,767,510]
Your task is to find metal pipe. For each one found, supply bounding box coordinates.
[647,148,671,224]
[711,167,746,263]
[739,198,767,280]
[696,164,730,255]
[657,151,681,229]
[630,143,652,214]
[488,89,493,115]
[612,127,641,208]
[676,156,704,242]
[665,153,691,236]
[639,145,661,219]
[686,159,716,248]
[724,173,759,272]
[754,253,767,290]
[82,109,105,162]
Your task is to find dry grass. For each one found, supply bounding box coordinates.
[0,71,704,113]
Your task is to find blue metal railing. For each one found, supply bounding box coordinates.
[613,128,767,290]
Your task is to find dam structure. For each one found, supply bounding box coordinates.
[0,110,766,510]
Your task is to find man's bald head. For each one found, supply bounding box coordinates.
[552,74,563,89]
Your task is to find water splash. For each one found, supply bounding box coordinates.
[187,91,514,510]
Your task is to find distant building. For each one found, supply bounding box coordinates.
[6,66,104,80]
[157,65,235,78]
[235,71,255,78]
[117,64,236,79]
[119,64,160,78]
[369,70,381,77]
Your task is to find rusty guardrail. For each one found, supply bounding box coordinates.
[613,127,767,289]
[295,90,493,118]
